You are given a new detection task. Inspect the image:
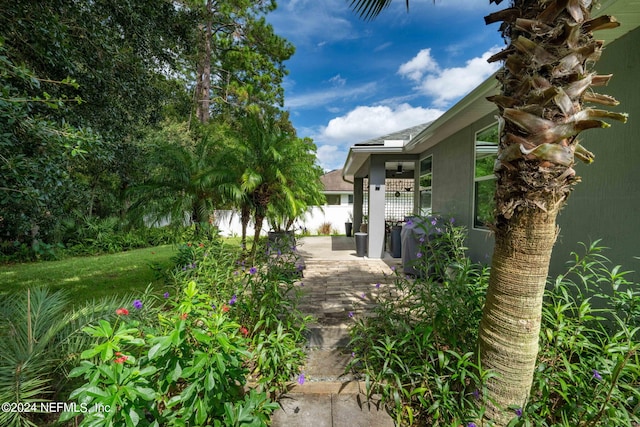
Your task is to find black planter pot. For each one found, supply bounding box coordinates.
[345,222,353,237]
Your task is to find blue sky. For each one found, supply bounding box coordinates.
[266,0,506,171]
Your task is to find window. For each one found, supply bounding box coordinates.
[348,194,354,205]
[325,194,341,206]
[419,156,432,215]
[474,124,499,228]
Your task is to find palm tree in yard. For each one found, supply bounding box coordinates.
[234,108,299,257]
[349,0,626,424]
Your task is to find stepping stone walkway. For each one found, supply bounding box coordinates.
[271,237,399,427]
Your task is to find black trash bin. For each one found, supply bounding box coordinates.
[390,225,402,258]
[355,232,368,257]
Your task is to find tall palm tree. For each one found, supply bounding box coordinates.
[234,109,300,256]
[349,0,625,424]
[128,121,234,234]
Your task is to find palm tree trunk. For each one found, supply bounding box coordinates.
[251,211,264,258]
[478,205,559,423]
[240,203,251,250]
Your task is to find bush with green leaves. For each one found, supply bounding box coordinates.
[61,281,278,426]
[512,241,639,427]
[347,216,491,426]
[168,234,310,396]
[62,234,310,426]
[0,287,143,427]
[347,224,639,426]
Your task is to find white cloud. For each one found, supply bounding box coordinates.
[397,48,439,82]
[285,82,377,109]
[329,74,347,86]
[398,46,501,107]
[418,48,501,106]
[322,103,443,143]
[316,145,345,171]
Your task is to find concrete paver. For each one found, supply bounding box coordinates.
[271,236,399,426]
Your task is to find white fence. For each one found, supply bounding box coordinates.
[213,205,353,237]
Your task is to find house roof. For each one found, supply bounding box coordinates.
[320,169,353,192]
[354,122,431,147]
[342,0,640,182]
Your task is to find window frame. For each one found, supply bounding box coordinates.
[473,123,499,230]
[419,155,433,216]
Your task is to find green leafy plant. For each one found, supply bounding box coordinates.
[61,281,279,426]
[0,288,140,427]
[347,217,491,425]
[512,241,639,427]
[347,231,639,426]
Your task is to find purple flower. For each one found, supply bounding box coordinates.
[163,292,170,299]
[593,369,603,381]
[375,283,380,289]
[515,408,523,417]
[351,352,355,358]
[416,252,423,258]
[467,423,477,427]
[449,217,455,224]
[472,389,480,400]
[431,219,437,226]
[133,299,143,310]
[419,236,425,243]
[229,295,237,305]
[300,282,304,286]
[277,249,282,256]
[249,267,257,275]
[406,219,413,226]
[361,293,366,299]
[297,373,305,385]
[348,311,354,318]
[391,266,396,271]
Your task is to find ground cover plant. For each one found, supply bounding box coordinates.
[347,217,639,426]
[57,233,310,426]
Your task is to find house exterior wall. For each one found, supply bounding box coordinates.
[426,27,639,280]
[552,27,640,280]
[419,113,497,264]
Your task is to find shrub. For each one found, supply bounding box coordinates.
[347,216,491,425]
[61,281,278,426]
[347,226,640,426]
[317,222,332,235]
[515,240,639,427]
[61,234,311,425]
[0,288,141,427]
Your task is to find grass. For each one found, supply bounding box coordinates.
[0,245,176,302]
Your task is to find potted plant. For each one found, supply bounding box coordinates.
[345,211,353,237]
[360,215,368,233]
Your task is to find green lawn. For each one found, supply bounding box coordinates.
[0,245,177,302]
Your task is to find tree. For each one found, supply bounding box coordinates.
[231,108,324,256]
[0,0,195,248]
[348,0,626,424]
[127,121,234,234]
[184,0,295,123]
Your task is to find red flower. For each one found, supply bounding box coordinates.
[180,313,188,320]
[240,326,249,336]
[187,242,192,247]
[116,308,129,316]
[198,243,204,248]
[221,305,230,312]
[114,355,128,364]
